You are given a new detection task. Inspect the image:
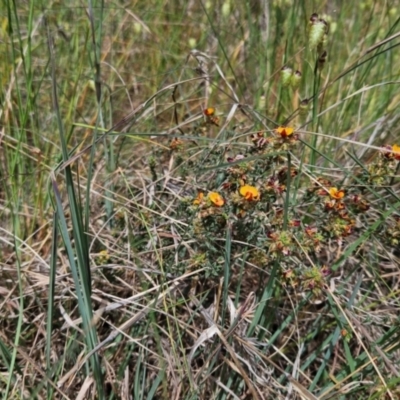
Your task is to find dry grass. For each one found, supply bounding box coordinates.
[1,1,400,399]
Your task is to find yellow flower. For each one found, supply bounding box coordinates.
[392,144,400,160]
[275,126,294,138]
[98,250,110,264]
[208,192,224,207]
[204,107,215,116]
[193,192,204,205]
[239,185,260,201]
[328,187,345,200]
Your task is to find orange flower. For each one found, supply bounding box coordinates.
[208,192,224,207]
[328,187,345,200]
[193,192,204,205]
[204,107,215,116]
[275,126,294,138]
[392,144,400,160]
[170,138,183,150]
[239,185,260,201]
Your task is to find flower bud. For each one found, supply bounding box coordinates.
[290,70,302,90]
[318,51,327,70]
[222,0,231,18]
[280,65,293,87]
[309,13,319,24]
[309,18,328,50]
[299,99,310,118]
[258,95,266,111]
[317,33,328,54]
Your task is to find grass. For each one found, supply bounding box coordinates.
[1,1,400,399]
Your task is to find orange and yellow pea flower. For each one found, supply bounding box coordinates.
[328,187,345,200]
[193,192,204,205]
[275,126,294,138]
[208,192,225,207]
[392,144,400,160]
[204,107,215,116]
[239,185,260,201]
